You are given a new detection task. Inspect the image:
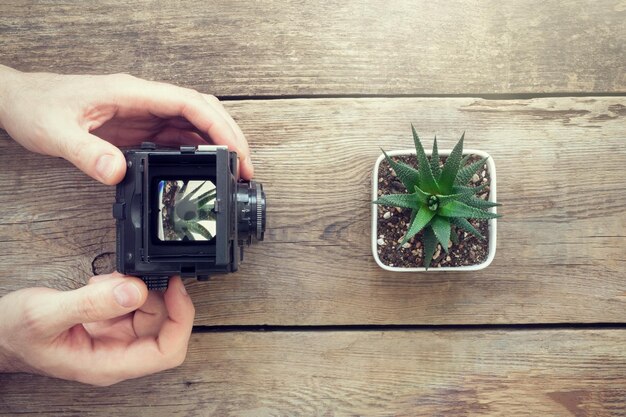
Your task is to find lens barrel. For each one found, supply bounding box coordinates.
[236,181,266,243]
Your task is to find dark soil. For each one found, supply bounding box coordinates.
[375,155,491,268]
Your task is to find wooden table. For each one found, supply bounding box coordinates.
[1,1,625,415]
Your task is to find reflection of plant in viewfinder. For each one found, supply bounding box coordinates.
[168,180,217,241]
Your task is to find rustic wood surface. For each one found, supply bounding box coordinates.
[1,0,624,96]
[2,1,626,415]
[1,330,625,416]
[1,97,624,325]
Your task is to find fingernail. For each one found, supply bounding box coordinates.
[96,154,115,181]
[179,280,188,296]
[113,282,142,307]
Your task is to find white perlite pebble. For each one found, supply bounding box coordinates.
[471,173,480,183]
[402,242,411,249]
[377,238,385,246]
[383,211,392,219]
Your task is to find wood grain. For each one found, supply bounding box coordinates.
[0,329,625,416]
[1,0,624,95]
[0,97,624,325]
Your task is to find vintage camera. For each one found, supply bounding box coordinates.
[113,142,266,290]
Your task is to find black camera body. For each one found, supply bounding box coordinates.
[113,142,266,290]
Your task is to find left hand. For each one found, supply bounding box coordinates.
[0,273,195,386]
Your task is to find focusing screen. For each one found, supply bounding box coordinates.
[157,180,217,241]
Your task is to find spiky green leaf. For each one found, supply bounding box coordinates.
[400,205,436,246]
[430,135,441,179]
[437,186,485,207]
[179,180,208,206]
[179,181,189,195]
[452,183,489,195]
[450,227,459,244]
[450,217,484,240]
[182,229,195,240]
[411,125,439,193]
[422,227,438,270]
[186,221,214,240]
[439,200,500,219]
[413,185,431,205]
[455,156,488,186]
[374,194,421,210]
[197,188,217,207]
[461,196,501,209]
[431,216,451,253]
[381,149,420,190]
[187,181,206,198]
[198,209,216,221]
[460,154,472,166]
[438,132,465,193]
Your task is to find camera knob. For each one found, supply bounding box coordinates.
[140,142,157,150]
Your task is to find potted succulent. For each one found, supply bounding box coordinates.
[372,126,501,271]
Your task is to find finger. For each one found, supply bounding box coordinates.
[150,127,208,147]
[133,290,167,338]
[57,127,127,185]
[163,113,253,177]
[88,273,123,285]
[82,312,133,339]
[201,94,254,179]
[109,75,243,158]
[165,116,196,130]
[43,274,148,336]
[78,276,195,385]
[156,276,195,355]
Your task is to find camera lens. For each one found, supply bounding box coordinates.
[236,181,266,243]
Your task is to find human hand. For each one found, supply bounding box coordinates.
[0,64,253,184]
[0,273,195,386]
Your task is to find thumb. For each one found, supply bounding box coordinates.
[47,274,148,335]
[61,128,127,185]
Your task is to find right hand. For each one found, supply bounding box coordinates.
[0,65,253,185]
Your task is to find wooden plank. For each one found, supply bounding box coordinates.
[0,97,624,325]
[0,329,625,416]
[0,0,624,95]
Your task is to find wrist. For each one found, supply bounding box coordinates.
[0,64,23,130]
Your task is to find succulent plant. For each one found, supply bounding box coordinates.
[374,126,501,269]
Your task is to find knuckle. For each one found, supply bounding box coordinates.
[204,94,219,104]
[185,88,204,103]
[110,72,135,83]
[167,347,188,369]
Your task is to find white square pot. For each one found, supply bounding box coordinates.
[371,149,497,272]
